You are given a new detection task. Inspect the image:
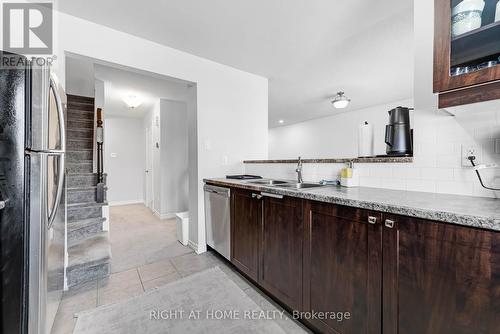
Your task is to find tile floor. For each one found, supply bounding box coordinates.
[51,204,310,334]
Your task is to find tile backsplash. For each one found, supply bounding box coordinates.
[247,105,500,198]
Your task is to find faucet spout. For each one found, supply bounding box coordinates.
[296,156,303,183]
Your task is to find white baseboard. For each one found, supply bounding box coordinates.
[188,240,207,254]
[153,210,176,220]
[109,200,145,207]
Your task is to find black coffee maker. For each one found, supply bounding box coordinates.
[385,106,413,156]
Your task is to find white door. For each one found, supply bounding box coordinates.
[145,127,153,209]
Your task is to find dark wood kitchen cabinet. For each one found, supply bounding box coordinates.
[260,195,304,311]
[228,185,500,334]
[303,201,383,334]
[382,214,500,334]
[434,0,500,108]
[231,188,304,309]
[230,188,261,281]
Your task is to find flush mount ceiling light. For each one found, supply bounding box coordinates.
[331,91,350,109]
[124,95,142,109]
[278,119,284,124]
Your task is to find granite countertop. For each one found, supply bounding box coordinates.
[204,178,500,232]
[243,156,413,163]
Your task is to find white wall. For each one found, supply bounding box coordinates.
[160,99,189,218]
[147,99,189,219]
[251,0,500,198]
[151,101,161,214]
[93,79,105,173]
[269,99,413,159]
[52,11,269,253]
[105,117,145,205]
[187,85,199,245]
[65,56,95,97]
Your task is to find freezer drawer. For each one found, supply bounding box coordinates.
[204,185,231,260]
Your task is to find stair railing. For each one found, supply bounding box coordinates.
[96,108,105,203]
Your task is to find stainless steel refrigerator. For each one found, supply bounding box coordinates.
[0,52,66,334]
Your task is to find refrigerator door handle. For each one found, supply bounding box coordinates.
[49,76,66,153]
[47,153,65,229]
[47,76,66,229]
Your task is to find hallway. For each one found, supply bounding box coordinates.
[51,204,309,334]
[108,204,192,273]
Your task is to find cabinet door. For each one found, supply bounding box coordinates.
[259,195,303,311]
[434,0,500,107]
[382,214,500,334]
[231,189,261,281]
[304,202,382,334]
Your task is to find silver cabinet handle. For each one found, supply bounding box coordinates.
[251,193,263,200]
[368,216,378,225]
[0,200,6,210]
[261,192,284,199]
[47,76,66,229]
[385,219,395,228]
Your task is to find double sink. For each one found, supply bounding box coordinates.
[246,179,324,189]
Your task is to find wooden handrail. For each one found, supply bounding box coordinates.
[96,108,105,202]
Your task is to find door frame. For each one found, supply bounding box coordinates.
[145,125,153,210]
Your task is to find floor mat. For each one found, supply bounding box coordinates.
[73,267,287,334]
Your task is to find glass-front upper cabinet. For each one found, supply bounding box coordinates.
[434,0,500,108]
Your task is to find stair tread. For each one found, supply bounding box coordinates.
[67,162,93,166]
[68,217,106,229]
[68,201,108,209]
[67,160,93,164]
[68,118,93,122]
[68,138,94,144]
[67,149,93,152]
[67,100,94,105]
[67,233,111,268]
[67,185,105,191]
[68,128,93,132]
[67,107,94,112]
[68,138,93,142]
[67,94,95,102]
[68,118,94,123]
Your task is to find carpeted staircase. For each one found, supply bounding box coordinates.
[66,94,111,288]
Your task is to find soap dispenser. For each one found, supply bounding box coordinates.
[340,161,359,187]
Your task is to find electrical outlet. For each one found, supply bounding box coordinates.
[461,144,480,167]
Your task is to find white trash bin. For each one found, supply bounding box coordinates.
[176,212,189,246]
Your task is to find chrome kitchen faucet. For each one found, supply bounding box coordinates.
[296,156,303,183]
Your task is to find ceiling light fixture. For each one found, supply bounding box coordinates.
[124,95,142,109]
[278,119,284,124]
[331,91,350,109]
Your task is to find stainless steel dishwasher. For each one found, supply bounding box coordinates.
[204,184,231,260]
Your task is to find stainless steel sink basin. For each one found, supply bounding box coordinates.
[276,183,324,189]
[247,179,290,185]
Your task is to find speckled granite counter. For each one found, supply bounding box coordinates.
[243,156,413,164]
[204,178,500,232]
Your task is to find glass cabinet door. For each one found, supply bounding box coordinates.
[449,0,500,77]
